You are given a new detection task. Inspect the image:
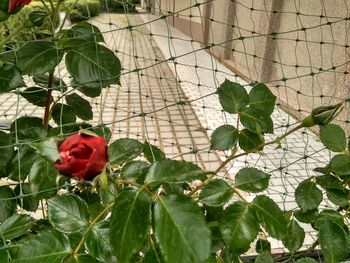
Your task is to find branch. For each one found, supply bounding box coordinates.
[42,71,54,130]
[188,124,304,196]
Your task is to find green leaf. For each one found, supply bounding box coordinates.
[255,251,274,263]
[25,11,48,27]
[319,220,349,263]
[330,154,350,176]
[144,244,164,263]
[283,219,305,252]
[235,168,270,193]
[326,189,349,207]
[33,74,67,92]
[249,83,276,115]
[320,124,346,152]
[65,93,93,121]
[240,108,273,134]
[65,255,100,263]
[315,174,343,190]
[217,79,249,113]
[65,42,121,88]
[90,125,111,143]
[252,195,287,240]
[28,158,58,199]
[255,239,271,253]
[85,220,112,262]
[238,129,264,151]
[220,201,259,254]
[143,142,166,162]
[48,194,89,233]
[0,64,24,92]
[153,194,211,263]
[29,138,60,163]
[295,258,318,263]
[76,82,101,98]
[210,125,238,150]
[109,138,143,165]
[59,21,104,48]
[0,131,14,176]
[295,179,322,212]
[10,116,47,144]
[17,87,52,107]
[49,123,92,137]
[120,161,150,183]
[8,145,38,181]
[110,189,151,263]
[11,230,70,263]
[314,210,345,230]
[314,165,331,175]
[51,103,77,125]
[294,209,319,224]
[17,41,63,75]
[199,179,234,207]
[0,186,16,223]
[0,214,35,240]
[14,183,39,212]
[145,159,209,188]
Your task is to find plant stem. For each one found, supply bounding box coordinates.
[272,240,319,261]
[71,202,114,257]
[43,71,54,130]
[121,179,157,197]
[188,124,304,196]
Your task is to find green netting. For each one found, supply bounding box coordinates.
[0,0,349,260]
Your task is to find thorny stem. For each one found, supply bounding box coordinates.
[50,88,75,111]
[120,179,157,197]
[70,202,114,258]
[188,124,304,196]
[43,71,54,130]
[272,240,319,261]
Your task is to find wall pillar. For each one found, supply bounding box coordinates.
[223,1,236,60]
[202,1,213,46]
[259,0,284,82]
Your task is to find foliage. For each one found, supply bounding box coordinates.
[99,0,139,13]
[63,0,101,23]
[0,1,349,263]
[0,1,57,52]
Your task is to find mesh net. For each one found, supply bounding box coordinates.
[1,0,350,256]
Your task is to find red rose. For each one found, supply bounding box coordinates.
[54,132,108,181]
[8,0,31,13]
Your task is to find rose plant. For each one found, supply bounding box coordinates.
[0,1,349,263]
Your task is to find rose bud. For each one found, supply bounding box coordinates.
[54,132,108,181]
[301,103,343,127]
[9,0,32,13]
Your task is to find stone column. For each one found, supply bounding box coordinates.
[258,0,284,82]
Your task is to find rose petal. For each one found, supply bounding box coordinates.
[58,133,82,152]
[70,143,93,159]
[54,160,74,176]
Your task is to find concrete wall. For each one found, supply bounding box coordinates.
[151,0,205,43]
[150,0,350,126]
